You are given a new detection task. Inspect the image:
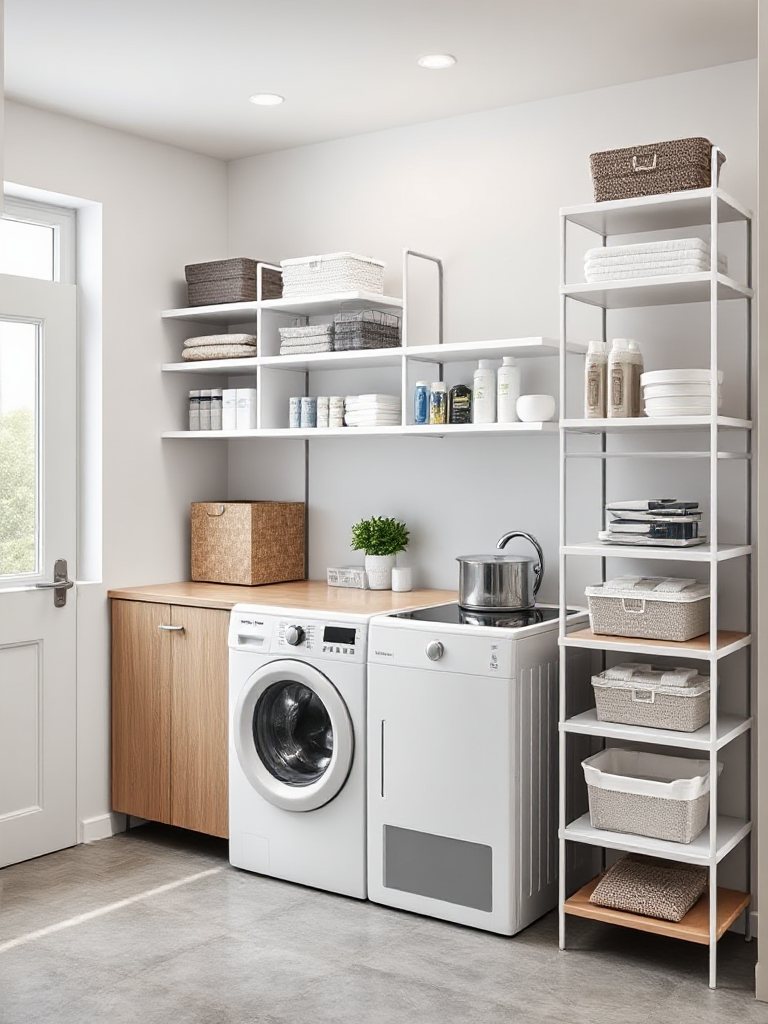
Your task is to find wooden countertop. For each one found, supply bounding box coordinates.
[108,580,458,614]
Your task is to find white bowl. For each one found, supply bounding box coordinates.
[516,394,556,422]
[640,368,724,387]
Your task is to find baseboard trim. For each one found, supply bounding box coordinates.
[78,812,126,843]
[756,958,768,1003]
[750,909,759,938]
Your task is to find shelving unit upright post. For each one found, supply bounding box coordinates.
[556,150,754,989]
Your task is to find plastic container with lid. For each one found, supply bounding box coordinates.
[608,338,632,418]
[584,340,607,419]
[591,662,711,732]
[414,381,429,425]
[448,383,472,424]
[585,575,710,641]
[472,360,496,423]
[496,356,521,423]
[429,381,447,424]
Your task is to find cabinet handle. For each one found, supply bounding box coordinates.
[158,624,185,632]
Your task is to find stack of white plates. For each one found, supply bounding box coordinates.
[640,369,723,418]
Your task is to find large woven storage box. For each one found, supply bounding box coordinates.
[185,258,283,306]
[280,252,385,298]
[589,137,725,203]
[582,749,720,844]
[191,501,305,585]
[585,576,710,642]
[592,664,710,733]
[333,309,401,351]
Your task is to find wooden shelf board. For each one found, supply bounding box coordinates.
[564,875,750,945]
[560,628,751,661]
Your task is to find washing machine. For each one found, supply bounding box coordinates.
[366,603,594,934]
[228,603,371,898]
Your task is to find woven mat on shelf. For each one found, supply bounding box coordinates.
[589,854,707,922]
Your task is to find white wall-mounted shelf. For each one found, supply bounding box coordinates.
[561,273,752,309]
[161,290,404,324]
[162,421,558,440]
[562,710,752,752]
[562,814,751,868]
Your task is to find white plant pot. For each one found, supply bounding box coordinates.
[365,554,396,590]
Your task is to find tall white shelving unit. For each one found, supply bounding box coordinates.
[556,155,754,989]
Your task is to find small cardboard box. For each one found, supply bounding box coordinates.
[191,501,305,586]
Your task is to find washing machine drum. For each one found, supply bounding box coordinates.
[234,659,354,812]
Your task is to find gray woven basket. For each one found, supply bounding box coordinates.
[592,675,710,732]
[588,787,710,845]
[589,137,725,203]
[185,258,282,305]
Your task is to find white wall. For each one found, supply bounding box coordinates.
[4,101,229,837]
[227,60,757,895]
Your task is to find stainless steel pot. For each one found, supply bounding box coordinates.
[456,531,545,611]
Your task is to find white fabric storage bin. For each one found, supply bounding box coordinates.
[582,749,721,844]
[280,252,385,297]
[585,576,710,641]
[592,663,710,732]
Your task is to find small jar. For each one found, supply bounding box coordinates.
[300,396,317,428]
[414,381,429,425]
[188,390,201,431]
[210,389,223,430]
[448,384,472,424]
[316,396,330,428]
[429,382,447,424]
[289,397,302,428]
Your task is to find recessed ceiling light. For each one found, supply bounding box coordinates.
[417,54,457,70]
[249,93,285,106]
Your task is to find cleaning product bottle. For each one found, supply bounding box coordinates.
[496,356,521,423]
[472,359,496,423]
[584,341,607,419]
[608,338,632,418]
[628,339,645,417]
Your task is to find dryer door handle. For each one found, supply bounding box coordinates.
[380,720,386,799]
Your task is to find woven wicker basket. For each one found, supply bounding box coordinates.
[589,137,725,203]
[280,252,385,298]
[190,501,305,585]
[185,258,283,306]
[333,309,401,351]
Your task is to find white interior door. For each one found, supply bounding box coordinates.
[0,274,78,867]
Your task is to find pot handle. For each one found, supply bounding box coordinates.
[496,531,544,597]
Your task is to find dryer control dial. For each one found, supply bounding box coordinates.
[425,640,444,662]
[284,624,305,646]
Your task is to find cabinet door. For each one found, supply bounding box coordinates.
[169,605,229,838]
[111,600,171,823]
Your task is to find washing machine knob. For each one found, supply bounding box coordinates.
[284,624,305,646]
[425,640,444,662]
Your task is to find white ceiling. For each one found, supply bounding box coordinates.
[4,0,758,161]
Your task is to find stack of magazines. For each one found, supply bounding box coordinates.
[598,498,705,548]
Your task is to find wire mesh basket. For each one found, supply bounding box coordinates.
[333,309,401,351]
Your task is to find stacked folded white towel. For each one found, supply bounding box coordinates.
[279,337,334,355]
[344,394,401,427]
[182,333,257,361]
[584,238,727,284]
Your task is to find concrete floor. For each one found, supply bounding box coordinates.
[0,824,761,1024]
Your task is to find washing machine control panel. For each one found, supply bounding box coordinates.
[230,606,368,663]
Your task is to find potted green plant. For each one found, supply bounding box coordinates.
[351,516,410,590]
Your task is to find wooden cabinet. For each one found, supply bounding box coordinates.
[111,599,229,838]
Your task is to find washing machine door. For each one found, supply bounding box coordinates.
[233,658,354,812]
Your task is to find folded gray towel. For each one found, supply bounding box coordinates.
[182,344,259,360]
[183,333,256,348]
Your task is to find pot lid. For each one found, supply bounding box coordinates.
[456,553,537,564]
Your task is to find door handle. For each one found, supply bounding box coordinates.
[35,558,73,607]
[158,624,185,632]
